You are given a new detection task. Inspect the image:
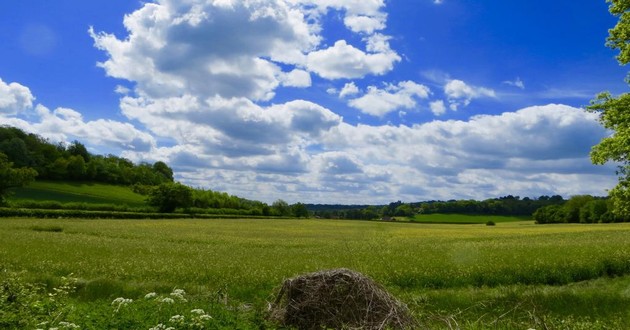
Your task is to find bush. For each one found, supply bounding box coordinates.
[486,220,496,226]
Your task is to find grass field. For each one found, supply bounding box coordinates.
[8,180,147,206]
[1,218,630,328]
[408,213,529,224]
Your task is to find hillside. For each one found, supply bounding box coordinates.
[8,181,147,207]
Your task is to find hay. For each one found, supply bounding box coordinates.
[269,268,416,329]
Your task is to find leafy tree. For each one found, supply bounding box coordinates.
[66,155,87,180]
[67,140,91,162]
[291,202,309,218]
[0,153,37,205]
[271,199,291,216]
[153,161,174,182]
[147,182,193,213]
[587,0,630,215]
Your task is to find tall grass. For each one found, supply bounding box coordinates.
[1,218,630,328]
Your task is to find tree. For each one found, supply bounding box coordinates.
[291,202,309,218]
[271,199,291,216]
[0,153,37,205]
[67,140,91,162]
[147,182,193,213]
[586,1,630,215]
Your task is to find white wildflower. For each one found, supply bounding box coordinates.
[160,297,175,304]
[170,289,187,302]
[169,315,185,324]
[144,292,157,299]
[190,309,205,315]
[111,297,133,305]
[199,314,213,321]
[171,288,185,295]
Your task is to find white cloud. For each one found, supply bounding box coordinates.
[444,79,496,110]
[306,104,612,203]
[429,100,446,116]
[0,78,34,115]
[348,81,430,117]
[306,40,400,79]
[502,77,525,89]
[90,0,321,101]
[344,14,386,34]
[72,1,616,204]
[282,69,312,88]
[339,82,360,98]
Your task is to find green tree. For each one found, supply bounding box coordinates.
[0,153,37,205]
[588,0,630,215]
[291,202,309,218]
[271,199,291,216]
[66,155,86,180]
[147,182,193,213]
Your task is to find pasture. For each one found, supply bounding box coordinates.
[8,181,147,206]
[1,218,630,328]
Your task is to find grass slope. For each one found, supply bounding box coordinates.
[408,213,530,224]
[8,181,147,207]
[1,218,629,328]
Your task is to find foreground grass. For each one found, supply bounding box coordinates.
[1,218,630,328]
[8,181,147,206]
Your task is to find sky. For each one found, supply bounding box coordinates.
[0,0,627,204]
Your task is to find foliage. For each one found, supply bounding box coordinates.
[0,125,173,186]
[311,195,566,220]
[533,195,624,224]
[0,152,37,206]
[148,182,194,213]
[0,272,78,329]
[586,1,630,215]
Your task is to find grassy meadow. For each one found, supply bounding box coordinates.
[2,217,630,328]
[8,181,147,206]
[407,213,529,224]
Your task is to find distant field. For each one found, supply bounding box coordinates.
[1,218,629,328]
[408,213,530,223]
[8,181,147,206]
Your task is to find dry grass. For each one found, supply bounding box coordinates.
[269,268,416,329]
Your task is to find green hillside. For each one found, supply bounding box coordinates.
[8,181,147,207]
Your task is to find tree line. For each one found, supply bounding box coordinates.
[0,126,173,186]
[309,195,568,220]
[0,126,311,217]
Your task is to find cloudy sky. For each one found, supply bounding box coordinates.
[0,0,626,204]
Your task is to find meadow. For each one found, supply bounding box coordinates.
[8,181,147,206]
[2,217,630,329]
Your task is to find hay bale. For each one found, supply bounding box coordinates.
[269,268,416,329]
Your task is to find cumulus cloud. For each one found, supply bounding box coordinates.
[429,100,447,116]
[339,82,360,98]
[0,78,35,115]
[90,0,320,101]
[306,39,400,79]
[312,104,613,203]
[348,81,430,117]
[444,79,496,110]
[76,1,614,204]
[282,69,312,88]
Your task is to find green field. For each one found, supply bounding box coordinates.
[408,213,530,224]
[2,218,630,329]
[8,181,147,206]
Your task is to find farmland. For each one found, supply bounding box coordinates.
[2,217,630,328]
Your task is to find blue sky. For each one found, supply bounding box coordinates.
[0,0,626,204]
